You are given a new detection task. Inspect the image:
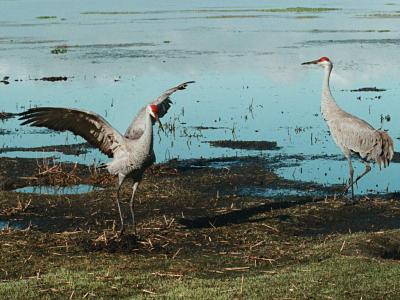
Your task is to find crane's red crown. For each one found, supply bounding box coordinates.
[149,104,158,115]
[319,57,330,62]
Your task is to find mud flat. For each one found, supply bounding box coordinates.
[0,142,92,156]
[0,112,14,120]
[0,155,399,298]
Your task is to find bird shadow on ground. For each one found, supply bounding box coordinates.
[179,194,400,238]
[177,197,314,229]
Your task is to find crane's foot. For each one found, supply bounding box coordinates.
[343,199,358,206]
[341,187,350,198]
[118,225,125,237]
[341,187,358,204]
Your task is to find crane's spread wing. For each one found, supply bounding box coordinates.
[125,81,194,139]
[19,107,127,158]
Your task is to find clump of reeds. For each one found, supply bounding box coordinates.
[36,158,81,186]
[87,164,115,186]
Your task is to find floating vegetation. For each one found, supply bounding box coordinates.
[36,16,57,20]
[39,76,68,82]
[0,38,66,45]
[351,87,386,92]
[82,49,218,60]
[234,7,340,13]
[295,16,319,19]
[51,45,67,54]
[68,42,155,49]
[205,15,269,19]
[0,77,9,85]
[191,126,229,130]
[303,39,400,46]
[81,7,340,16]
[208,140,280,151]
[359,13,400,18]
[310,29,390,33]
[81,11,143,15]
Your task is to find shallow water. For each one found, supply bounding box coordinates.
[0,220,26,230]
[239,187,328,198]
[1,0,400,195]
[15,184,102,195]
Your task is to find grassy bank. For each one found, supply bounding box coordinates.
[0,157,399,299]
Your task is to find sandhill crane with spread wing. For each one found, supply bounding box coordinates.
[302,57,393,199]
[19,81,194,234]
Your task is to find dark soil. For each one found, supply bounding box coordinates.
[0,142,93,155]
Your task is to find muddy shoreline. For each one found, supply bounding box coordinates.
[0,153,399,298]
[0,142,92,155]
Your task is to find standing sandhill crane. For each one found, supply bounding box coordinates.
[302,57,394,199]
[19,81,194,234]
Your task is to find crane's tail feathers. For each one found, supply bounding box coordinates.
[375,131,394,169]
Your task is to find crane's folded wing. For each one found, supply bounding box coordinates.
[330,116,393,166]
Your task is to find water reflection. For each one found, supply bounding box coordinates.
[1,0,400,195]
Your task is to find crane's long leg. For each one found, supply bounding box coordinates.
[353,161,371,187]
[116,185,124,234]
[116,174,126,235]
[129,182,139,235]
[343,153,354,200]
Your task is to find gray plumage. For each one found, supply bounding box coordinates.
[302,57,394,198]
[19,81,194,234]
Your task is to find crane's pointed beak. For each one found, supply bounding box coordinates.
[301,59,319,65]
[155,116,164,132]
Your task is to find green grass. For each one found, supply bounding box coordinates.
[0,255,399,299]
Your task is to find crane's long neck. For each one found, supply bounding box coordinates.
[137,113,154,153]
[321,64,342,120]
